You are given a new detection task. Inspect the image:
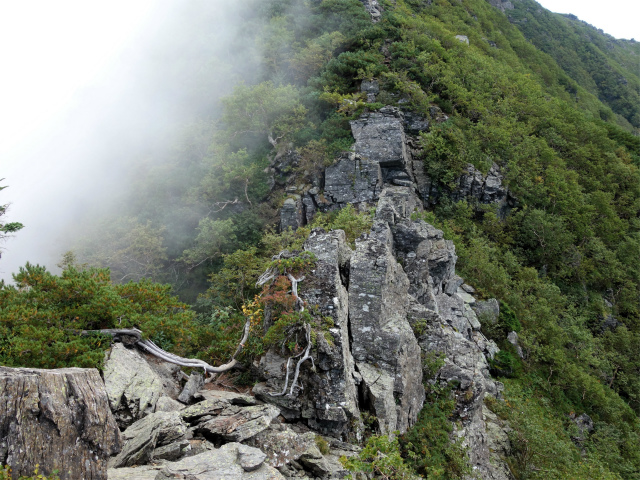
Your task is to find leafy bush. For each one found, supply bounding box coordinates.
[0,465,60,480]
[341,435,420,480]
[0,264,209,369]
[400,384,470,479]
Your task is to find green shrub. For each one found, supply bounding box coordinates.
[341,435,420,480]
[0,465,60,480]
[400,384,470,479]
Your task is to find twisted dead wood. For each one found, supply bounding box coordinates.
[80,316,251,374]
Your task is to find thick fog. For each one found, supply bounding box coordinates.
[0,1,263,281]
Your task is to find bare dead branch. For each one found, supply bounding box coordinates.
[79,317,251,374]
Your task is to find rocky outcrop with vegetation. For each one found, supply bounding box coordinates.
[2,0,640,478]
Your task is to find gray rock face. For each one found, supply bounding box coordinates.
[266,103,514,476]
[361,79,379,102]
[507,331,524,359]
[155,395,185,413]
[195,404,281,442]
[324,154,382,206]
[351,107,409,168]
[103,343,170,428]
[451,163,512,211]
[198,389,258,406]
[487,0,515,12]
[0,367,121,480]
[359,0,383,22]
[280,197,304,232]
[348,201,424,434]
[178,372,204,404]
[302,230,360,435]
[248,425,317,468]
[109,411,190,468]
[257,230,360,437]
[455,35,470,45]
[108,465,162,480]
[571,413,594,445]
[474,298,500,325]
[403,111,430,135]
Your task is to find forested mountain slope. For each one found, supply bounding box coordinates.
[2,0,639,479]
[499,0,640,130]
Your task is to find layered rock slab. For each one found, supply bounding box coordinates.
[324,154,382,206]
[0,367,121,480]
[351,106,409,168]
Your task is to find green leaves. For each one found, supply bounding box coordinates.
[180,218,237,269]
[221,82,307,147]
[0,183,23,240]
[0,264,201,369]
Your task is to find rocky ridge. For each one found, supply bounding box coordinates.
[264,102,514,478]
[102,101,514,478]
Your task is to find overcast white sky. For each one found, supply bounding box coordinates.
[536,0,640,40]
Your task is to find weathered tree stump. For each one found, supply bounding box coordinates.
[0,367,122,480]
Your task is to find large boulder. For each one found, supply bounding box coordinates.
[280,197,305,232]
[247,424,317,468]
[194,404,281,443]
[154,444,285,480]
[109,411,190,468]
[256,230,361,438]
[324,154,382,206]
[0,367,121,480]
[103,343,175,428]
[351,106,409,168]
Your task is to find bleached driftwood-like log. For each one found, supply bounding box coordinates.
[81,316,251,375]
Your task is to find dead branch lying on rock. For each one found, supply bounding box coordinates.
[256,250,291,287]
[79,317,251,374]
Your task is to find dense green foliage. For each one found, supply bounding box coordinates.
[507,0,640,130]
[0,264,206,369]
[0,465,60,480]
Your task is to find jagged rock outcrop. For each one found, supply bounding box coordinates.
[111,444,285,480]
[324,153,382,206]
[487,0,515,12]
[417,161,514,214]
[351,106,409,169]
[359,0,383,22]
[0,367,121,480]
[348,207,425,434]
[109,411,191,468]
[255,229,361,438]
[280,197,304,232]
[266,102,514,477]
[178,372,205,404]
[451,163,511,208]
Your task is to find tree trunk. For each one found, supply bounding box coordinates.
[0,367,122,480]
